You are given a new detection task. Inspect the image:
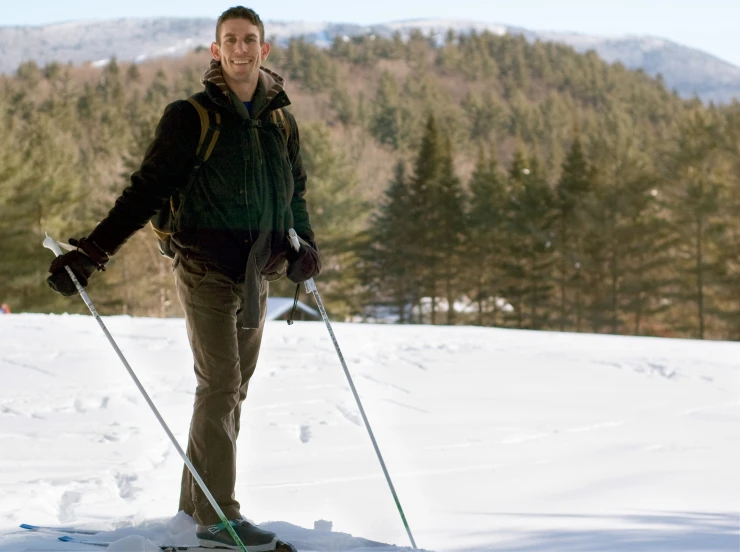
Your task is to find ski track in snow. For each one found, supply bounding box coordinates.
[381,398,429,414]
[359,373,411,394]
[0,357,56,376]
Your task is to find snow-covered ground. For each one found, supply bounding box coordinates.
[0,312,737,551]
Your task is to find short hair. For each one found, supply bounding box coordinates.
[215,6,265,45]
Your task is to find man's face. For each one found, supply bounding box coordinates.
[211,18,270,85]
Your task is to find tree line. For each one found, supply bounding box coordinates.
[363,109,739,339]
[0,31,737,339]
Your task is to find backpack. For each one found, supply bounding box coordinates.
[150,96,291,259]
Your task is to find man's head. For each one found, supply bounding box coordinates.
[211,6,270,90]
[215,6,264,45]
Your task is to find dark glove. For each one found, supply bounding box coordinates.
[47,238,109,296]
[286,240,322,284]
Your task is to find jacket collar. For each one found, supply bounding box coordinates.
[201,60,290,117]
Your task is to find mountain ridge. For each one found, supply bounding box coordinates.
[1,17,738,103]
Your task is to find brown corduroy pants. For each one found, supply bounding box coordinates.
[174,255,268,525]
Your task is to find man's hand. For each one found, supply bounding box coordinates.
[47,238,109,296]
[286,240,321,284]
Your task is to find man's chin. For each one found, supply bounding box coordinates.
[228,65,257,75]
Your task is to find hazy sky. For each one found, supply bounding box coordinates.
[3,0,739,67]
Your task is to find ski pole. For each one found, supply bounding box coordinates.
[43,234,251,552]
[287,230,418,549]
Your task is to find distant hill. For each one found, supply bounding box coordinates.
[0,17,738,103]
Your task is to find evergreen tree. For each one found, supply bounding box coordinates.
[514,155,556,329]
[617,172,677,336]
[363,161,415,322]
[370,72,404,149]
[714,104,740,338]
[432,135,467,324]
[500,149,530,328]
[555,136,594,331]
[665,109,727,339]
[465,148,508,325]
[285,121,366,319]
[407,114,444,323]
[0,98,86,311]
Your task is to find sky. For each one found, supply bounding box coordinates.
[2,0,740,67]
[0,312,737,551]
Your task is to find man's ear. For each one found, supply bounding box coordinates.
[210,42,222,61]
[261,41,271,60]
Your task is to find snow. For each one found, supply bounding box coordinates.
[0,312,738,551]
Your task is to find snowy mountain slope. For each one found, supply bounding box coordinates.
[0,17,738,103]
[519,29,740,104]
[0,312,737,551]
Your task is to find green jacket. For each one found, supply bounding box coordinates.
[88,64,315,327]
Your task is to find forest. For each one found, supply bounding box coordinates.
[0,30,738,339]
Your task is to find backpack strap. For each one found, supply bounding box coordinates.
[150,97,221,258]
[186,97,221,167]
[270,108,291,142]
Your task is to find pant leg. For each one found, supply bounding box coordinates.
[234,283,268,438]
[174,256,267,525]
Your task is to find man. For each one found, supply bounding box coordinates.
[47,6,320,551]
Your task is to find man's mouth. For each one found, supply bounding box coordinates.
[232,60,251,65]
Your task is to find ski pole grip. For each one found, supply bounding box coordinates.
[43,233,64,257]
[43,233,88,299]
[304,278,317,293]
[288,228,300,252]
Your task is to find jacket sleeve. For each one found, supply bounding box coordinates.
[87,100,199,255]
[285,111,315,245]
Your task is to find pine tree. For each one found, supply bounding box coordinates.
[617,172,677,336]
[665,109,727,339]
[363,161,415,322]
[465,148,508,326]
[432,135,467,324]
[0,97,87,311]
[554,136,594,331]
[501,149,530,328]
[514,155,556,329]
[407,114,444,323]
[713,104,740,338]
[370,71,403,149]
[285,121,366,319]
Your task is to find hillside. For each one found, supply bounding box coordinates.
[0,17,738,103]
[1,32,738,340]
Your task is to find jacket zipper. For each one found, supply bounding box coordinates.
[253,127,263,167]
[243,124,254,245]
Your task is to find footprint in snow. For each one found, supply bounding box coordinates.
[335,404,361,426]
[114,472,142,500]
[58,490,81,523]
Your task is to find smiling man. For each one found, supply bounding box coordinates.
[212,15,269,100]
[46,6,320,551]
